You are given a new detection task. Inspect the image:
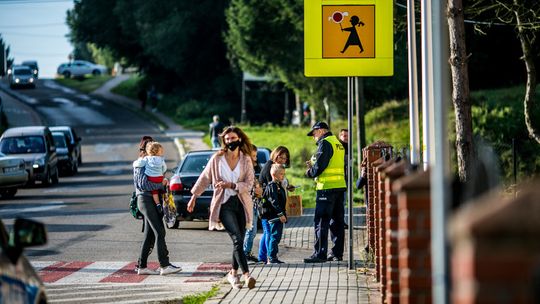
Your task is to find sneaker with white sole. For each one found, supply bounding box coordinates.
[245,276,256,289]
[137,267,159,275]
[227,273,242,289]
[159,264,182,275]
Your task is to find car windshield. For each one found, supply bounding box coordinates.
[53,135,67,148]
[180,154,212,173]
[0,136,45,154]
[14,69,32,75]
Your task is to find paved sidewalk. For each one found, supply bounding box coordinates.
[208,209,380,304]
[92,75,209,156]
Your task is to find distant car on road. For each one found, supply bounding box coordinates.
[167,147,270,229]
[57,60,108,78]
[50,126,82,165]
[0,126,59,186]
[0,152,28,199]
[52,132,78,176]
[0,218,48,304]
[21,60,39,78]
[9,65,36,89]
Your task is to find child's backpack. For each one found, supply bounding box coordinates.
[129,192,144,220]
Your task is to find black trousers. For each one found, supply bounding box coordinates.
[220,195,249,273]
[138,194,170,268]
[313,189,345,259]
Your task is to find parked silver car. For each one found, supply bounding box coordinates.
[57,60,108,78]
[0,152,28,199]
[0,126,59,186]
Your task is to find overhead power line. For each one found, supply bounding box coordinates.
[0,22,65,29]
[0,0,72,4]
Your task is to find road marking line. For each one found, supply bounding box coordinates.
[38,261,93,283]
[100,261,158,283]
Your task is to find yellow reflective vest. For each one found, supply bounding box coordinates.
[315,135,346,190]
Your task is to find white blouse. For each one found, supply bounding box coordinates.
[219,156,240,204]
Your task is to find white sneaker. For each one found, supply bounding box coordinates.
[227,273,242,289]
[137,267,159,275]
[160,264,182,275]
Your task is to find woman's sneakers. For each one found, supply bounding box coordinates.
[245,276,256,289]
[227,273,243,289]
[137,267,159,275]
[160,264,182,275]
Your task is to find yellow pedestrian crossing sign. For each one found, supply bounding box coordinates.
[305,0,393,77]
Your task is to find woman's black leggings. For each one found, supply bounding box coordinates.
[219,196,249,273]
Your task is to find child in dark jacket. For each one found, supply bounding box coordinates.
[258,164,287,264]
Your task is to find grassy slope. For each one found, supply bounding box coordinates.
[54,75,113,94]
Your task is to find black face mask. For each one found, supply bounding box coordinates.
[227,141,241,151]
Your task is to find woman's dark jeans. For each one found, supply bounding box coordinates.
[138,194,170,268]
[220,196,249,274]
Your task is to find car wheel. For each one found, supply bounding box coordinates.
[51,167,59,184]
[92,69,101,76]
[165,218,180,229]
[63,71,71,78]
[0,188,17,199]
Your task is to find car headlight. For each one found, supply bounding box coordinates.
[15,78,20,83]
[29,78,34,83]
[33,158,45,168]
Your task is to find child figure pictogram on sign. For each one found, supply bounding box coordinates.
[340,15,365,54]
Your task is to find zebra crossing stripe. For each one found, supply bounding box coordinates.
[38,261,94,283]
[100,261,158,283]
[30,261,230,284]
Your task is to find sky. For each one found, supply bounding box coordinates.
[0,0,74,78]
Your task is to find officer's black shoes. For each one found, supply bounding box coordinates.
[327,255,343,262]
[304,256,327,263]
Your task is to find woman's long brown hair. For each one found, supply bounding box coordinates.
[138,136,154,158]
[218,126,253,156]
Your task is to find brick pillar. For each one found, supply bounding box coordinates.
[393,169,431,304]
[384,161,406,304]
[372,156,384,282]
[450,183,540,304]
[363,142,392,262]
[375,158,398,294]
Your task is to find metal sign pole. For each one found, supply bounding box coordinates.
[347,77,355,270]
[407,0,420,165]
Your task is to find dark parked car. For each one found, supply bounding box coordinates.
[167,148,270,229]
[0,218,48,303]
[21,60,39,78]
[0,126,59,186]
[50,126,82,165]
[52,132,77,175]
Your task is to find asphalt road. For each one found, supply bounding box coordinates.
[1,78,234,264]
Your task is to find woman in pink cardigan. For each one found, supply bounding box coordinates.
[187,126,257,289]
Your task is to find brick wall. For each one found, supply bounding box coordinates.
[393,170,432,304]
[450,183,540,304]
[384,161,406,304]
[375,158,398,296]
[363,142,392,264]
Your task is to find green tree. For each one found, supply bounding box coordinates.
[224,0,346,118]
[468,0,540,144]
[67,0,238,116]
[0,35,14,76]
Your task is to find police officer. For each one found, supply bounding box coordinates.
[304,122,346,263]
